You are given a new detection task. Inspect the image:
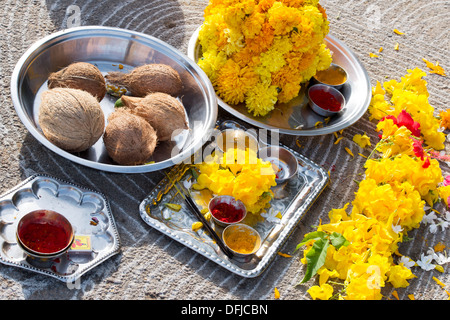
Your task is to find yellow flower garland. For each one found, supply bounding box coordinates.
[197,0,332,117]
[300,69,447,300]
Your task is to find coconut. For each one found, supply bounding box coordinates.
[103,111,158,165]
[38,88,105,152]
[105,64,183,97]
[48,62,107,101]
[120,92,188,141]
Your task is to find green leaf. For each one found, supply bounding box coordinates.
[114,98,124,108]
[329,232,350,250]
[299,238,329,284]
[294,231,327,252]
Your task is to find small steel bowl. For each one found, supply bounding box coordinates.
[222,224,261,259]
[313,63,348,89]
[16,209,74,260]
[308,84,346,117]
[208,195,247,227]
[216,129,259,153]
[258,146,298,184]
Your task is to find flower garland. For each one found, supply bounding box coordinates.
[298,68,448,300]
[197,0,332,117]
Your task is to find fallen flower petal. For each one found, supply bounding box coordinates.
[433,276,445,288]
[274,287,280,299]
[392,290,399,300]
[393,29,405,35]
[334,137,343,144]
[345,147,354,157]
[423,58,447,76]
[353,133,371,148]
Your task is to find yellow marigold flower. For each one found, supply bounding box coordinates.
[307,283,333,300]
[268,2,302,35]
[245,82,279,116]
[198,0,330,116]
[215,59,258,104]
[353,133,371,148]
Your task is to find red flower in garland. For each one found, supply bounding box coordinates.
[383,110,421,137]
[412,138,431,168]
[412,139,425,160]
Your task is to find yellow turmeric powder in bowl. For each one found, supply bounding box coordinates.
[313,63,347,89]
[223,224,261,256]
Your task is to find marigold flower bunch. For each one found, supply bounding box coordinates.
[193,148,277,214]
[299,69,448,300]
[197,0,332,117]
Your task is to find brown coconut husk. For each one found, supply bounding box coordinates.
[103,112,158,165]
[105,64,183,97]
[48,62,107,101]
[120,92,188,141]
[38,88,105,152]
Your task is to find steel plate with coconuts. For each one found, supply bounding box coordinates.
[11,26,217,173]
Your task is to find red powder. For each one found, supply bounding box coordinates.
[19,222,70,254]
[309,89,342,111]
[211,202,244,223]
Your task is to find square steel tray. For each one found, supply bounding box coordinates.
[139,145,328,277]
[0,174,120,283]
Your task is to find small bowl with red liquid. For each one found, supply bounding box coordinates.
[308,84,346,117]
[208,195,247,227]
[16,209,74,260]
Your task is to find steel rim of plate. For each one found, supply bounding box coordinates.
[10,26,218,173]
[187,26,372,136]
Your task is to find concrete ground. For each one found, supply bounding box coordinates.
[0,0,448,300]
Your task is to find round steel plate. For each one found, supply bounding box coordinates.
[187,26,371,136]
[11,26,218,173]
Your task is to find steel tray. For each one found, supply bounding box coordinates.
[0,175,120,283]
[139,142,329,277]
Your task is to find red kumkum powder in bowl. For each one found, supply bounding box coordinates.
[17,210,73,255]
[309,89,342,112]
[209,195,247,226]
[211,202,245,223]
[18,221,70,254]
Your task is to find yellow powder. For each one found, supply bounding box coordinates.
[314,66,347,85]
[225,230,257,254]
